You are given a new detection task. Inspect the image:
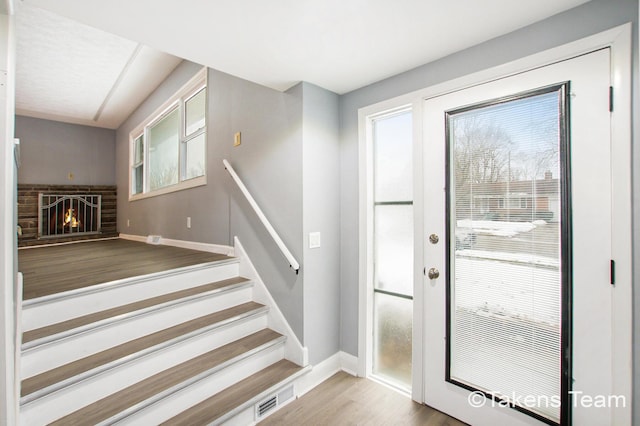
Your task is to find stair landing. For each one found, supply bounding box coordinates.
[18,238,233,300]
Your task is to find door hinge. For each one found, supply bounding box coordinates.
[610,259,615,285]
[609,86,614,112]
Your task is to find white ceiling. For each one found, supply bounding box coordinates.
[15,3,182,129]
[17,0,591,129]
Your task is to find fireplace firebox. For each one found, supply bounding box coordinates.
[39,194,101,238]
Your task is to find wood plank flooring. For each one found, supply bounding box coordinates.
[18,239,232,300]
[260,372,468,426]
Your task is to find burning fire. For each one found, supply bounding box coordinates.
[63,208,81,228]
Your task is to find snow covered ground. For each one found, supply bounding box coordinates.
[457,219,537,237]
[454,254,560,325]
[457,249,559,268]
[453,218,560,323]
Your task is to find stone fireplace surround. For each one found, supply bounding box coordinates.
[17,184,117,247]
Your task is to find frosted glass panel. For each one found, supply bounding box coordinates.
[373,111,412,202]
[149,108,179,191]
[374,204,413,296]
[185,88,206,136]
[448,88,563,422]
[185,133,205,179]
[373,292,412,390]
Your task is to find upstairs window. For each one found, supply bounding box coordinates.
[130,69,207,199]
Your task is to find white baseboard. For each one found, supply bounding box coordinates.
[118,234,234,256]
[339,351,358,376]
[296,351,358,397]
[17,236,120,250]
[118,234,146,243]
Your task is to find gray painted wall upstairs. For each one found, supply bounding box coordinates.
[338,0,638,418]
[15,115,116,185]
[116,61,306,341]
[115,62,343,362]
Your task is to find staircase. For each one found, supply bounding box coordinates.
[18,245,308,425]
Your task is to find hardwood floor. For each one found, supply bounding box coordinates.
[260,372,467,425]
[18,238,232,300]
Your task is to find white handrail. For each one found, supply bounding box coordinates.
[223,159,300,274]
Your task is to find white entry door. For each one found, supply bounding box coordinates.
[422,49,617,426]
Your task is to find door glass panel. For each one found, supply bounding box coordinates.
[447,87,565,422]
[371,109,413,391]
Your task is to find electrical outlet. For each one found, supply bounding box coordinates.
[127,219,130,227]
[187,217,191,229]
[234,132,241,147]
[68,172,74,180]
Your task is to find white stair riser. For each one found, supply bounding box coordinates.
[115,345,286,426]
[20,315,270,425]
[23,262,240,330]
[22,286,253,379]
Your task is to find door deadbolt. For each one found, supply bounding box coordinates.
[427,267,440,280]
[429,234,439,244]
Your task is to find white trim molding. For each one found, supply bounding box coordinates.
[233,236,307,367]
[296,351,358,397]
[118,234,234,257]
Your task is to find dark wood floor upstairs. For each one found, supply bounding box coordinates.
[18,239,233,300]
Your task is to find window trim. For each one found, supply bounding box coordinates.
[129,67,207,201]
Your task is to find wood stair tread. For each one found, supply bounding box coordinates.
[23,276,251,344]
[49,329,284,426]
[162,359,303,425]
[21,301,267,398]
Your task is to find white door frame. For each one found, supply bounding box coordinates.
[357,23,632,424]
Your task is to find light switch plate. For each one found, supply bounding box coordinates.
[309,232,321,249]
[234,132,241,146]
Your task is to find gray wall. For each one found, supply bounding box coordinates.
[116,64,343,362]
[338,0,638,416]
[116,62,317,345]
[301,82,341,364]
[15,115,115,185]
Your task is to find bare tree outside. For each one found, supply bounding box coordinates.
[450,115,512,221]
[450,98,560,223]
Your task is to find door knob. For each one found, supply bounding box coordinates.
[427,267,440,279]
